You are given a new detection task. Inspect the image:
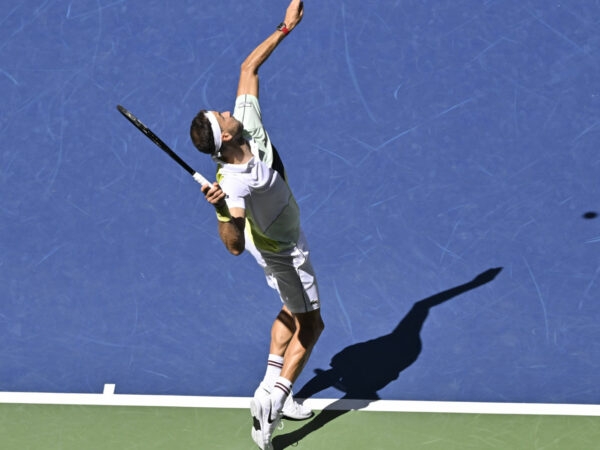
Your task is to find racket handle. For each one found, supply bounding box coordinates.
[192,172,211,187]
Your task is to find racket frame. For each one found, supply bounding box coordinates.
[116,104,210,187]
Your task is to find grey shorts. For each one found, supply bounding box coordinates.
[246,231,321,314]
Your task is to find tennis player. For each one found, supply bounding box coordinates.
[189,1,324,449]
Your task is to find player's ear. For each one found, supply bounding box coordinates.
[221,132,233,142]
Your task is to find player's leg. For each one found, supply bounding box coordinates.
[255,307,295,394]
[252,309,324,449]
[255,306,314,420]
[280,309,324,383]
[244,237,299,395]
[251,243,323,448]
[269,306,296,356]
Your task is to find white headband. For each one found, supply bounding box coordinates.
[204,111,222,153]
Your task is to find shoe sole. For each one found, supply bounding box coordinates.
[251,427,262,450]
[282,410,314,421]
[282,399,314,421]
[250,398,267,450]
[251,397,280,450]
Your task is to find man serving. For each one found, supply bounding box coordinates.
[189,1,324,448]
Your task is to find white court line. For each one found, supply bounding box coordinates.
[0,388,598,417]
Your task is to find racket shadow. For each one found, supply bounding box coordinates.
[273,267,503,449]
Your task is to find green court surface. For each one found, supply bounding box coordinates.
[0,403,598,449]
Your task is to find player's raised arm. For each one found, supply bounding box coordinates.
[236,0,304,98]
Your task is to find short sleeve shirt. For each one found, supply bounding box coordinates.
[216,95,300,253]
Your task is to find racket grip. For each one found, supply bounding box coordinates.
[192,172,211,187]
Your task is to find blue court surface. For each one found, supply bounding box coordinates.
[1,0,599,410]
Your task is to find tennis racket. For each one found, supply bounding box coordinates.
[116,104,211,187]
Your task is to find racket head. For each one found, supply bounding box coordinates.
[117,104,158,145]
[117,104,142,125]
[116,104,196,176]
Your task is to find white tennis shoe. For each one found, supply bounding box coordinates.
[250,394,281,450]
[253,383,313,420]
[282,393,313,420]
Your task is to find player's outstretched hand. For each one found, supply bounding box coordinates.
[284,0,304,32]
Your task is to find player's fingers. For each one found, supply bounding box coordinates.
[214,193,227,206]
[205,185,226,205]
[202,181,219,196]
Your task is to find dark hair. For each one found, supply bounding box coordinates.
[190,110,216,155]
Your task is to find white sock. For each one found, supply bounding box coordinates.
[262,354,284,391]
[271,376,292,414]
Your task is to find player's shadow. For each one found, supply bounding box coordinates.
[273,267,502,450]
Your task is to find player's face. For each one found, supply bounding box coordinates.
[214,111,243,140]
